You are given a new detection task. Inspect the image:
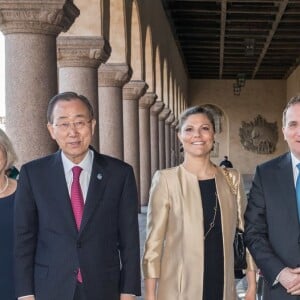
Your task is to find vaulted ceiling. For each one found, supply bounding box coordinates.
[162,0,300,79]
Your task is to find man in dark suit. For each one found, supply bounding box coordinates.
[14,92,141,300]
[245,95,300,299]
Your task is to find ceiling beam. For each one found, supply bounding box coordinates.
[252,0,289,78]
[219,0,227,78]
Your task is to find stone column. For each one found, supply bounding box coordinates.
[0,0,79,166]
[57,36,111,151]
[165,113,175,168]
[171,119,178,167]
[139,92,156,206]
[123,80,148,206]
[158,108,170,170]
[150,101,164,176]
[98,63,131,159]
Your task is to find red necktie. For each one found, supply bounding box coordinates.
[71,166,84,283]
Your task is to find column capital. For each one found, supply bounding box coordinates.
[171,119,178,129]
[166,112,175,125]
[98,63,132,87]
[0,0,79,35]
[123,80,148,101]
[150,101,164,116]
[139,92,157,109]
[159,107,171,121]
[57,36,111,68]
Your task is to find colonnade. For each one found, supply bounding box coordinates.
[0,0,186,206]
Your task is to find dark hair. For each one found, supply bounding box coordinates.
[177,105,216,132]
[47,91,94,123]
[283,95,300,126]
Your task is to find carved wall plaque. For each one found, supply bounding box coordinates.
[239,115,278,154]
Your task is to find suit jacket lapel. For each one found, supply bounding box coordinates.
[79,152,108,234]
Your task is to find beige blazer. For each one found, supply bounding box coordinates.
[142,165,255,300]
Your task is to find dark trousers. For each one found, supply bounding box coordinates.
[74,282,86,300]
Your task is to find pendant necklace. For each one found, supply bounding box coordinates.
[204,192,218,240]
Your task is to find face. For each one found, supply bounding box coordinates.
[178,113,215,158]
[47,99,96,164]
[282,103,300,159]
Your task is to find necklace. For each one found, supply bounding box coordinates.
[0,175,9,194]
[204,192,218,240]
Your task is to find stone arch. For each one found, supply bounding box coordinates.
[169,72,174,112]
[144,26,154,92]
[180,91,184,113]
[174,79,178,117]
[107,0,127,62]
[163,58,168,106]
[155,46,162,100]
[62,0,101,36]
[129,0,143,79]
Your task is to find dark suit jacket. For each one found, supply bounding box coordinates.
[245,152,300,300]
[14,149,141,300]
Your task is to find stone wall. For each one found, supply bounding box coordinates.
[189,79,288,174]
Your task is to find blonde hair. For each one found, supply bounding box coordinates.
[0,129,17,170]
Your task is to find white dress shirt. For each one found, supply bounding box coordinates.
[61,149,94,202]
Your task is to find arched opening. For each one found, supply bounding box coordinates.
[145,26,154,91]
[108,0,127,62]
[163,59,168,106]
[155,46,162,101]
[130,0,142,79]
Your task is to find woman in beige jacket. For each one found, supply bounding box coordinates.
[142,106,256,300]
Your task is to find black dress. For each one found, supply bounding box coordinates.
[0,193,15,299]
[199,179,224,300]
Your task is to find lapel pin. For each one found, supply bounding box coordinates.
[97,173,103,180]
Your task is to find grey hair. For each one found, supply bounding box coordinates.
[47,91,94,124]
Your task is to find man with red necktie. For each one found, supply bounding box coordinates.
[14,92,141,300]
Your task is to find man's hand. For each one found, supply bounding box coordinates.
[286,267,300,295]
[279,267,300,293]
[18,296,35,300]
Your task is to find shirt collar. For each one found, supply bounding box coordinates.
[61,149,94,175]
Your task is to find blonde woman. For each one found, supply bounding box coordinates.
[0,128,18,299]
[142,106,256,300]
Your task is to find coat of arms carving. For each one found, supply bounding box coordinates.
[239,115,278,154]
